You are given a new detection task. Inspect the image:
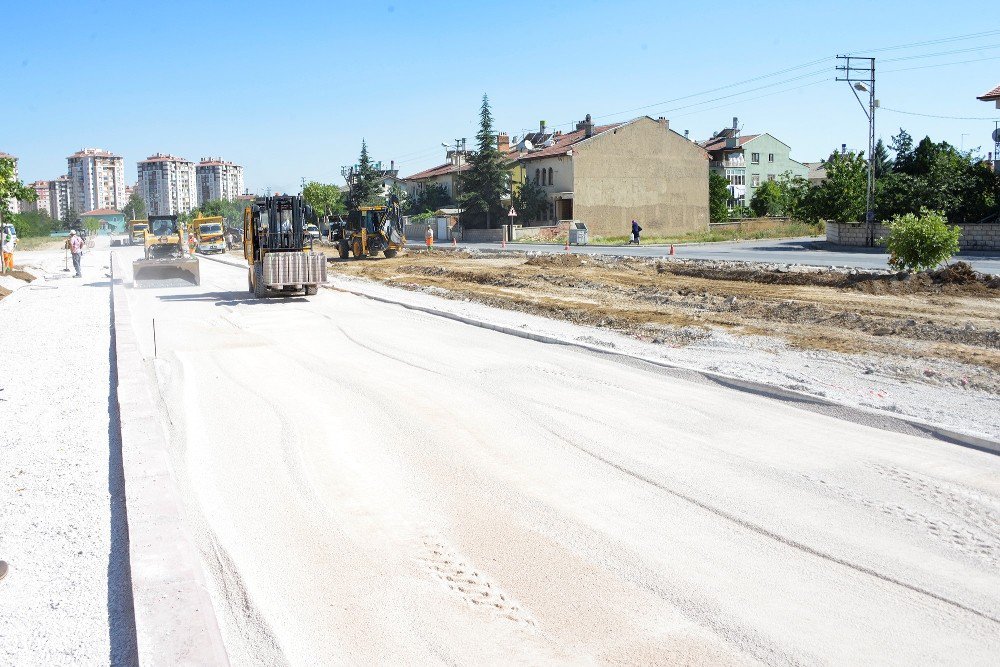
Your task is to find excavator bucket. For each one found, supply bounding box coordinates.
[131,257,201,288]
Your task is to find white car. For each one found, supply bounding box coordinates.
[304,224,320,240]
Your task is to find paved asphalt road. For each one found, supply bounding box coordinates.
[406,236,1000,274]
[116,247,1000,664]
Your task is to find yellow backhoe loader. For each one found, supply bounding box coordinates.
[131,215,201,287]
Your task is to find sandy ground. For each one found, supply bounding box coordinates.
[327,250,1000,442]
[119,247,1000,665]
[0,239,136,665]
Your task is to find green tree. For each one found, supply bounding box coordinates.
[0,157,35,227]
[12,209,57,237]
[512,178,547,221]
[708,171,729,223]
[346,140,383,208]
[810,150,867,222]
[750,179,783,217]
[302,181,345,222]
[82,217,101,236]
[408,183,452,214]
[458,94,510,228]
[883,208,960,272]
[873,138,892,179]
[775,171,811,220]
[121,191,146,221]
[197,198,251,227]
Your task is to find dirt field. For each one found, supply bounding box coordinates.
[328,250,1000,391]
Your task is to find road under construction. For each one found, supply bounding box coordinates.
[97,242,1000,665]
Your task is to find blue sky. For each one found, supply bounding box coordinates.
[2,1,999,195]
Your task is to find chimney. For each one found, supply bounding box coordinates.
[732,116,738,130]
[583,113,594,138]
[684,130,690,140]
[539,120,547,134]
[841,143,847,155]
[390,159,395,171]
[657,116,669,130]
[497,132,510,153]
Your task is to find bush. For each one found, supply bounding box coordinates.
[883,208,960,272]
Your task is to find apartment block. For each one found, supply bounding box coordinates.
[48,175,71,221]
[137,154,197,215]
[20,180,52,216]
[195,157,245,206]
[67,148,126,213]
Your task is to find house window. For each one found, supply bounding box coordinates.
[535,168,540,184]
[768,153,775,163]
[751,174,760,187]
[751,152,760,164]
[548,167,553,185]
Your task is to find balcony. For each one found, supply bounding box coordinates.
[711,158,746,169]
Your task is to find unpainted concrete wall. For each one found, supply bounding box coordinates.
[572,117,709,237]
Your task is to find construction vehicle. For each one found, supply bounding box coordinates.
[131,214,201,287]
[333,163,405,259]
[244,195,326,298]
[190,215,226,254]
[127,219,148,245]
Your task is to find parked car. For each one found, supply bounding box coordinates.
[304,223,320,240]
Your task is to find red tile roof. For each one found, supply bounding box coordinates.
[82,208,122,215]
[140,153,191,163]
[510,123,624,163]
[404,161,471,180]
[978,83,1000,101]
[68,148,120,159]
[699,134,759,152]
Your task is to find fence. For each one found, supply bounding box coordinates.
[826,221,1000,251]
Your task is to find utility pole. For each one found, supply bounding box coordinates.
[836,55,876,246]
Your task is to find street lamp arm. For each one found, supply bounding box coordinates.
[848,82,871,121]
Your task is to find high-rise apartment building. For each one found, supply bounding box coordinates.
[67,148,126,213]
[1,151,20,215]
[20,180,52,216]
[137,154,197,215]
[195,157,245,205]
[48,175,71,222]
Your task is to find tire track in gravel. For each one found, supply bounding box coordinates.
[531,418,1000,626]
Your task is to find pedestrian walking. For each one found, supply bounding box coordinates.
[424,224,434,249]
[225,231,234,250]
[2,231,14,272]
[630,220,642,245]
[68,229,84,277]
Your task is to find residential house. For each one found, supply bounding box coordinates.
[402,152,470,202]
[978,83,1000,170]
[802,162,828,186]
[701,121,808,209]
[81,208,126,234]
[508,115,708,236]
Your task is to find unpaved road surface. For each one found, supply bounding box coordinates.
[120,248,1000,665]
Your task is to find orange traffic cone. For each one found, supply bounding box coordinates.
[669,244,675,256]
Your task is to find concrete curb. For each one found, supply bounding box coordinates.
[198,253,999,455]
[110,255,230,665]
[324,281,1000,457]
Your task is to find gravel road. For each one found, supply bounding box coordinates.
[0,239,136,665]
[118,247,1000,665]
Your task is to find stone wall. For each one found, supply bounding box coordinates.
[461,227,506,243]
[827,221,1000,250]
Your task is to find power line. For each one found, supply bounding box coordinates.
[847,28,1000,56]
[882,54,1000,73]
[881,107,1000,121]
[880,42,1000,63]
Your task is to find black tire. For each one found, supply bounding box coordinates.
[384,249,398,259]
[304,285,318,296]
[253,263,267,299]
[338,240,349,259]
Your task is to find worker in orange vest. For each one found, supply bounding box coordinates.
[425,224,434,249]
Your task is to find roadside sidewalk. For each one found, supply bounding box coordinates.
[0,245,137,665]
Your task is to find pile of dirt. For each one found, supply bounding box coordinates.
[524,254,586,268]
[8,269,36,282]
[0,285,10,298]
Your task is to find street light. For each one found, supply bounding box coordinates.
[837,55,877,246]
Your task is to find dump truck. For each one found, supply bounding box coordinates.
[127,219,149,245]
[131,214,201,287]
[244,195,326,298]
[190,215,226,254]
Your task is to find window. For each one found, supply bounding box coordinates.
[768,153,775,163]
[751,174,760,187]
[751,152,760,164]
[767,174,776,181]
[541,168,546,186]
[548,167,553,185]
[534,168,540,184]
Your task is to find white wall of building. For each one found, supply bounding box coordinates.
[67,148,125,213]
[138,155,197,215]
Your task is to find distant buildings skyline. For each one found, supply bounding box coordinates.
[2,147,246,221]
